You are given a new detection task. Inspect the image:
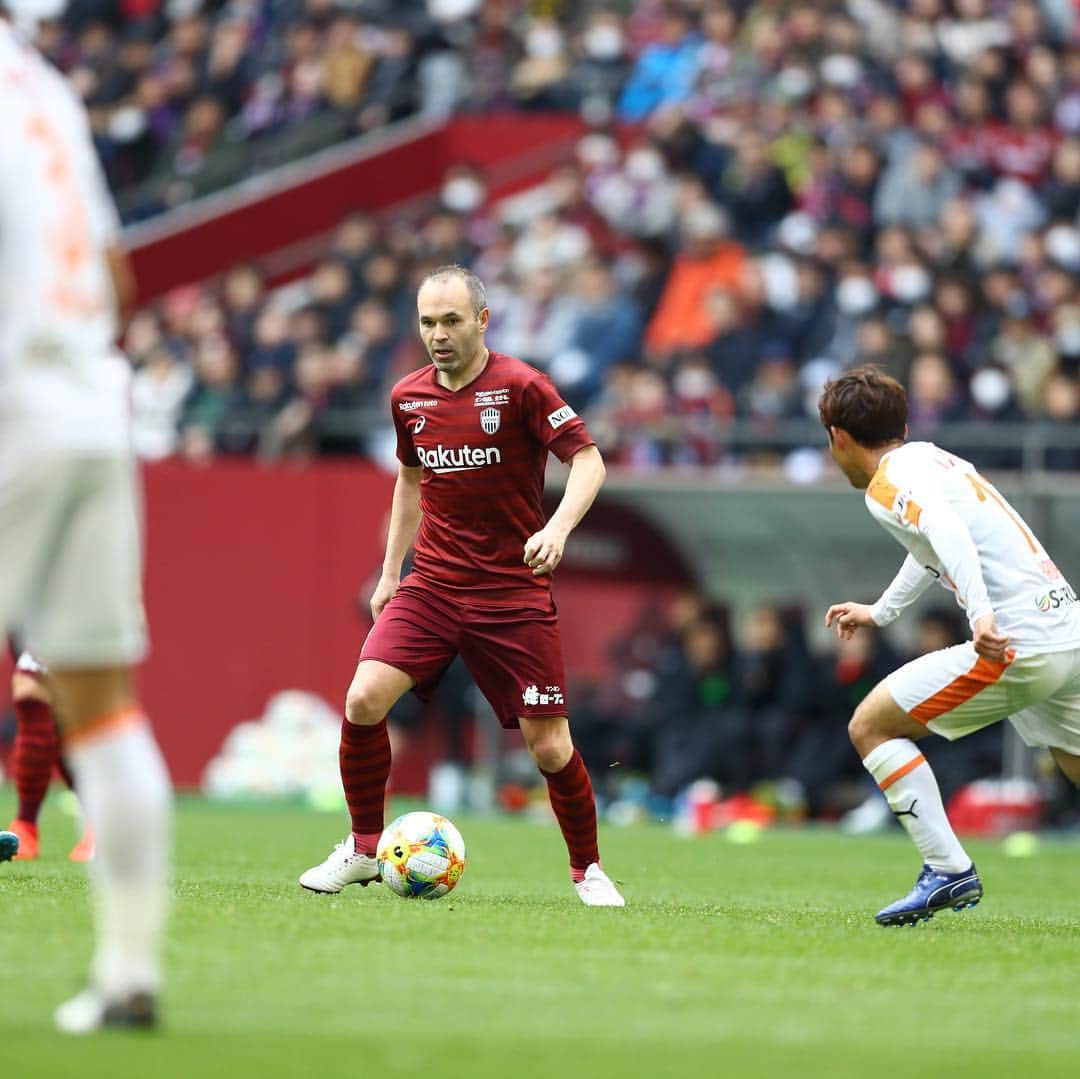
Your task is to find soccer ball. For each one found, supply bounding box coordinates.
[377,811,466,900]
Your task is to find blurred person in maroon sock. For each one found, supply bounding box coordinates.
[5,649,94,862]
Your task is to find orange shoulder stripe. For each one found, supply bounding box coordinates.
[867,466,898,513]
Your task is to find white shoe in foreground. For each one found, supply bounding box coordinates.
[299,835,380,893]
[55,988,157,1034]
[839,793,892,836]
[574,863,625,907]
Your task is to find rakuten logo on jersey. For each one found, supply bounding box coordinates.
[417,444,503,473]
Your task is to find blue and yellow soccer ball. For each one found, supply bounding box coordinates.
[0,830,19,863]
[377,812,466,900]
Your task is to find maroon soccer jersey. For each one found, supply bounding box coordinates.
[391,350,594,604]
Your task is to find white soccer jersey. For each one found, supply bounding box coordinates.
[0,20,130,465]
[866,441,1080,655]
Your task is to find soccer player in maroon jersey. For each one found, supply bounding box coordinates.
[5,648,95,861]
[299,265,624,905]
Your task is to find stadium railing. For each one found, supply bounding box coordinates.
[124,112,586,302]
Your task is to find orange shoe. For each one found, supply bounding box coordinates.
[68,825,95,862]
[7,819,39,860]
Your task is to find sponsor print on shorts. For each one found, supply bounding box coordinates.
[522,684,564,707]
[15,652,48,676]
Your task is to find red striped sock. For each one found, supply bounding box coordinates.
[12,698,60,825]
[542,749,599,882]
[339,718,391,855]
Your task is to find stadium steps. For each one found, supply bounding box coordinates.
[125,113,586,303]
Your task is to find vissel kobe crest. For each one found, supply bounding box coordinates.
[480,407,501,435]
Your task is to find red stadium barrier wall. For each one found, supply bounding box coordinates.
[139,460,395,788]
[0,460,690,788]
[123,461,692,788]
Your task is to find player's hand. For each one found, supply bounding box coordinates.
[824,601,876,640]
[973,613,1012,664]
[523,525,568,576]
[370,574,400,620]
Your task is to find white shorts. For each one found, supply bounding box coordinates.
[886,642,1080,756]
[0,454,147,668]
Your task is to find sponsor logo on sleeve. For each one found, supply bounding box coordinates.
[547,405,576,430]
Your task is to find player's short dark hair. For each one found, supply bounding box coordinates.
[818,365,907,448]
[417,265,487,317]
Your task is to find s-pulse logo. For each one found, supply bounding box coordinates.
[547,405,576,430]
[1035,585,1077,612]
[417,444,502,473]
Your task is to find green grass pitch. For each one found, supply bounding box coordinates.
[2,794,1079,1078]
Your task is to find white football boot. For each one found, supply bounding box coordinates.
[55,988,157,1034]
[574,863,625,907]
[299,835,380,893]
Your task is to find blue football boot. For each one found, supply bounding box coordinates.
[875,864,983,926]
[0,830,19,863]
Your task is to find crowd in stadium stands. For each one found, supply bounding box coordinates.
[400,588,1009,824]
[572,592,1009,822]
[46,1,1080,469]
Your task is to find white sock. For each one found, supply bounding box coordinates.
[862,738,970,873]
[66,716,173,998]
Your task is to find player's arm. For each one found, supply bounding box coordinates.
[371,464,423,618]
[869,479,1009,662]
[77,105,134,329]
[524,444,606,577]
[909,494,1010,661]
[105,244,136,327]
[871,553,936,625]
[825,554,934,640]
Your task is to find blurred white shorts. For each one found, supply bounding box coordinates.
[0,454,147,668]
[886,642,1080,756]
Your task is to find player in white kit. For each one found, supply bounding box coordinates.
[0,2,172,1029]
[819,367,1080,925]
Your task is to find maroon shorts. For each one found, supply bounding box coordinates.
[360,579,569,729]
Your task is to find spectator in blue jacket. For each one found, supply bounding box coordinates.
[548,257,644,409]
[617,5,702,123]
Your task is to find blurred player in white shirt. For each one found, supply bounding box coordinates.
[820,367,1080,926]
[0,1,172,1031]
